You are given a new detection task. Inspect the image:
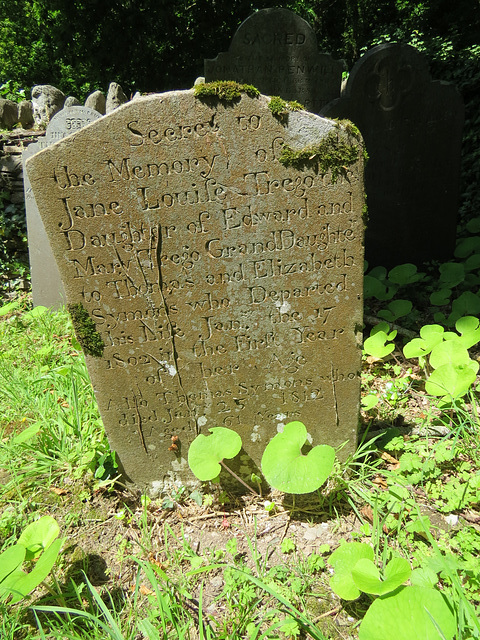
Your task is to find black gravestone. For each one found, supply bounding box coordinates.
[205,8,344,113]
[322,43,464,267]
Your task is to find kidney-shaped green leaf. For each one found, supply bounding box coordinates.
[329,542,374,600]
[358,586,456,640]
[17,516,60,561]
[261,421,335,494]
[188,427,242,481]
[0,545,26,584]
[352,556,411,595]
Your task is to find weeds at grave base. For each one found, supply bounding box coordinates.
[0,297,479,639]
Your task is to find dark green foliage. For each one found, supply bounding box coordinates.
[67,303,104,357]
[194,80,259,102]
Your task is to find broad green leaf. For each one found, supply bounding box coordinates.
[188,427,242,481]
[425,362,478,399]
[364,275,386,299]
[429,289,452,306]
[23,306,48,319]
[429,340,471,370]
[403,338,429,359]
[455,315,480,349]
[454,236,480,258]
[388,263,424,285]
[8,537,64,603]
[0,300,21,316]
[261,421,335,494]
[439,262,464,287]
[378,299,412,323]
[410,567,438,589]
[329,542,374,600]
[11,422,41,445]
[0,545,25,583]
[358,586,456,640]
[17,516,60,561]
[363,331,395,358]
[0,570,26,602]
[447,292,480,326]
[361,394,379,411]
[352,557,411,595]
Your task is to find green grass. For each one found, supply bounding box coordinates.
[0,298,479,639]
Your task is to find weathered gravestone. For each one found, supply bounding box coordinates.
[205,8,344,114]
[26,89,365,493]
[322,43,464,268]
[23,106,102,307]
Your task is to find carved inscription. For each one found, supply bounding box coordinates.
[27,91,364,490]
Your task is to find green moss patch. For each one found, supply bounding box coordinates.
[194,80,260,102]
[279,123,363,183]
[268,96,304,117]
[67,302,104,357]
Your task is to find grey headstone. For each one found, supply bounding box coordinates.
[31,85,66,127]
[322,43,464,267]
[205,8,344,113]
[18,100,34,128]
[26,90,365,493]
[65,96,81,107]
[85,90,106,115]
[106,82,128,113]
[23,106,102,308]
[0,99,19,129]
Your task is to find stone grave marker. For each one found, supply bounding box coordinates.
[322,43,464,267]
[23,106,101,307]
[205,8,344,113]
[26,89,365,493]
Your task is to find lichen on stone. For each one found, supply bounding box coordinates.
[268,96,304,117]
[194,80,260,102]
[68,302,104,357]
[279,122,363,183]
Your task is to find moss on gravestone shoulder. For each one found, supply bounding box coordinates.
[68,302,104,357]
[268,96,304,117]
[279,121,364,183]
[193,80,260,102]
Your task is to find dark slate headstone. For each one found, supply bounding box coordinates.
[322,43,464,267]
[23,106,102,308]
[26,90,365,493]
[205,8,344,113]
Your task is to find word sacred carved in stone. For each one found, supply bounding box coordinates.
[26,90,365,493]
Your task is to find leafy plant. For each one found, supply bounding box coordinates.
[363,322,397,359]
[187,427,242,482]
[0,516,63,604]
[261,421,335,494]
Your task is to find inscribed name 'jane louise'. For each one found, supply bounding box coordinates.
[26,90,365,491]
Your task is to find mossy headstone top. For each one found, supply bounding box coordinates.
[205,8,344,114]
[23,106,102,308]
[26,87,365,493]
[322,43,464,267]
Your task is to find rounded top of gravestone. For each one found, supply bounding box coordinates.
[229,8,319,55]
[342,43,431,106]
[45,106,102,142]
[31,85,66,127]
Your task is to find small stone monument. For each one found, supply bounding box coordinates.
[26,89,365,493]
[322,43,464,267]
[23,106,102,308]
[205,8,344,113]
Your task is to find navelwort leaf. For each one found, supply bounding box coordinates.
[261,421,335,494]
[329,542,374,600]
[188,427,242,481]
[352,556,411,595]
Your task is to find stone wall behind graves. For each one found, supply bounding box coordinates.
[26,89,365,493]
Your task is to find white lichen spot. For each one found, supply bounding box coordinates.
[149,481,163,497]
[171,457,188,472]
[251,425,261,442]
[276,423,285,433]
[306,432,313,444]
[276,413,287,421]
[278,301,291,314]
[310,391,317,399]
[197,416,207,427]
[160,360,177,376]
[148,444,156,451]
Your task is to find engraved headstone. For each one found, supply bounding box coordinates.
[26,90,365,493]
[23,106,102,307]
[322,43,464,267]
[205,8,344,113]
